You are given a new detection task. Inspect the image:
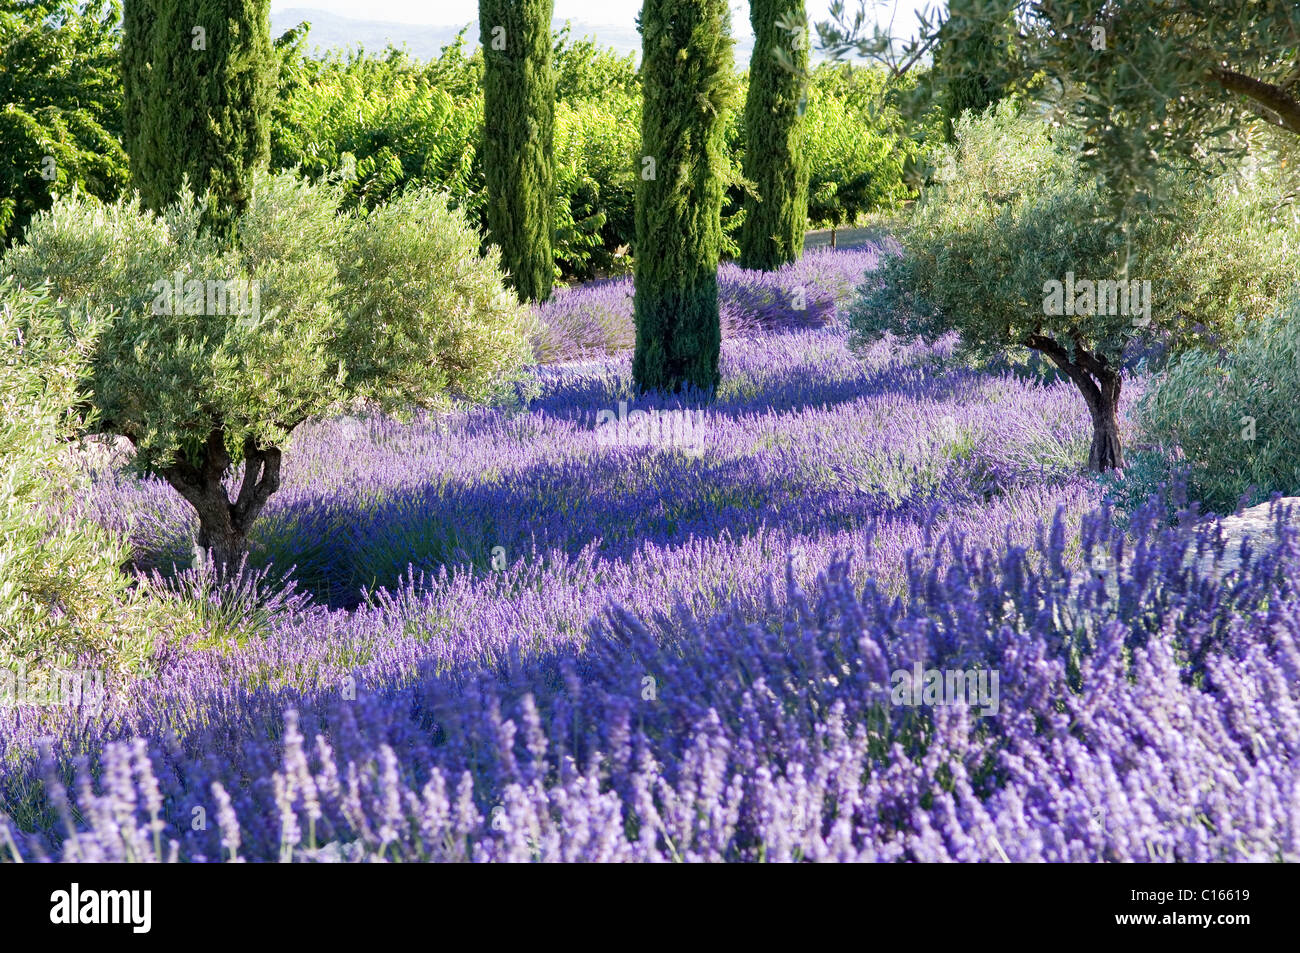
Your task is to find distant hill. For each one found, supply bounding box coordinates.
[270,7,756,63]
[271,8,479,59]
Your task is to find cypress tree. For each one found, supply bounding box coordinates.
[738,0,809,272]
[633,0,735,395]
[933,0,1018,141]
[480,0,555,304]
[122,1,273,237]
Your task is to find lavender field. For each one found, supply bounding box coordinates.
[2,244,1297,863]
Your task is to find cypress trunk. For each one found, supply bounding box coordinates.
[633,0,735,395]
[738,0,809,271]
[480,0,556,304]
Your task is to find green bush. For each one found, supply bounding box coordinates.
[1140,296,1300,512]
[0,0,128,249]
[1152,140,1300,351]
[270,47,483,217]
[800,66,917,243]
[2,171,532,568]
[334,186,537,407]
[552,96,639,280]
[803,81,908,242]
[0,280,197,681]
[552,23,638,101]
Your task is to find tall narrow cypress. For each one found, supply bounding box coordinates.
[738,0,809,271]
[933,0,1018,141]
[480,0,555,304]
[633,0,735,395]
[122,0,273,237]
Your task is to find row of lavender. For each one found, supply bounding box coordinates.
[3,245,1296,861]
[6,498,1297,862]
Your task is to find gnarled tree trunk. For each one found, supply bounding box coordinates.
[161,428,282,573]
[1086,375,1124,472]
[1025,334,1125,472]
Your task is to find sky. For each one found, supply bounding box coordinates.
[269,1,939,40]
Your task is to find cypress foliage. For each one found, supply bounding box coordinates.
[933,0,1018,141]
[122,0,273,236]
[480,0,555,304]
[633,0,735,395]
[121,0,152,179]
[738,0,809,272]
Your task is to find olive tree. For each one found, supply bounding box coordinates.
[0,279,199,676]
[2,173,533,570]
[848,106,1184,471]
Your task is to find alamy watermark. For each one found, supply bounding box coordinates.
[50,883,151,933]
[0,664,106,713]
[595,401,708,456]
[150,274,261,326]
[890,662,1000,717]
[1043,271,1151,327]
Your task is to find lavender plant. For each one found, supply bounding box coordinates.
[3,494,1296,862]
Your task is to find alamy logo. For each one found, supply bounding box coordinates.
[890,662,1000,717]
[0,664,105,713]
[150,274,261,325]
[595,401,707,455]
[1042,271,1151,326]
[50,883,151,933]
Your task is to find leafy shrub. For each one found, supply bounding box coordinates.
[0,280,197,680]
[551,24,639,101]
[1140,295,1300,512]
[801,69,914,240]
[270,48,483,217]
[1152,138,1300,351]
[333,186,536,407]
[552,96,639,281]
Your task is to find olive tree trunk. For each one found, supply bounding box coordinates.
[1026,334,1125,472]
[161,428,281,572]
